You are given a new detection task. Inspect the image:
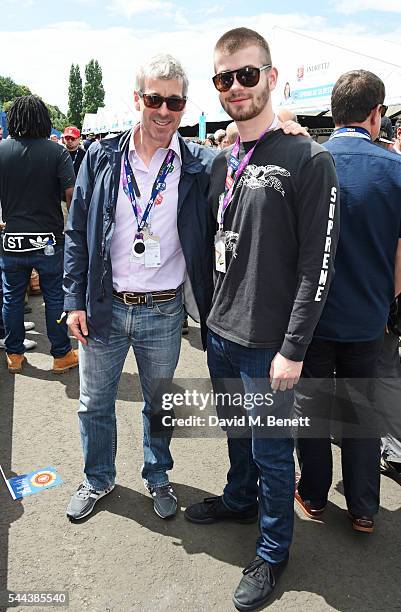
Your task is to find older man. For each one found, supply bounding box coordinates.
[64,55,215,521]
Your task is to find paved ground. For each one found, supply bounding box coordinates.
[1,295,401,612]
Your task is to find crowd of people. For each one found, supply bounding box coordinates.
[1,26,401,612]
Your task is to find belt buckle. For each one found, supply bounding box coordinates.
[123,292,136,305]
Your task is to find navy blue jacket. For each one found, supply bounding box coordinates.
[63,130,216,348]
[315,136,401,341]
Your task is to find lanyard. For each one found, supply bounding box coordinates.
[218,115,279,229]
[330,127,371,141]
[123,148,175,234]
[70,149,80,165]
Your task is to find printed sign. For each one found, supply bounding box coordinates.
[0,465,63,500]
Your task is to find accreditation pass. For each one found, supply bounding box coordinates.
[214,231,226,273]
[144,235,161,268]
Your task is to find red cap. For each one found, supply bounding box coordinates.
[63,126,80,138]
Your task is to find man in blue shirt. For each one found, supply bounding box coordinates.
[295,69,401,533]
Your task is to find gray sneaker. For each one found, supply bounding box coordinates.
[145,483,177,519]
[66,482,114,521]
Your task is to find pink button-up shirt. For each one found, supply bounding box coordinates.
[110,128,186,292]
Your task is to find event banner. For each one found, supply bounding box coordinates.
[0,465,63,500]
[272,27,401,113]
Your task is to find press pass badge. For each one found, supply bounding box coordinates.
[217,193,225,227]
[215,231,226,273]
[144,235,161,268]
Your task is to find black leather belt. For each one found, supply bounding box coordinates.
[113,288,178,305]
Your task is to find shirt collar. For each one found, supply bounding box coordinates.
[129,124,181,162]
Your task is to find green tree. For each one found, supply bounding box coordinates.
[0,76,31,108]
[47,104,68,132]
[82,59,105,115]
[2,100,15,113]
[67,63,83,128]
[0,74,68,131]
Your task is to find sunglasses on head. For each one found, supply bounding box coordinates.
[212,64,271,93]
[138,91,187,112]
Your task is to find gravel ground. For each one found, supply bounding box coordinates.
[1,295,400,612]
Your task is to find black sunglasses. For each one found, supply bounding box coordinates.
[212,64,271,92]
[138,91,187,112]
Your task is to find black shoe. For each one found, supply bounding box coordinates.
[24,305,33,314]
[184,496,258,524]
[233,555,288,611]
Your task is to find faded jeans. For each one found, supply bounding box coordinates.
[78,292,184,490]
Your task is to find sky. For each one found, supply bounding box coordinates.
[1,0,401,120]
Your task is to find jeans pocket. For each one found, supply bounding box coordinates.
[154,295,183,317]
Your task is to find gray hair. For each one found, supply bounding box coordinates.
[135,54,189,97]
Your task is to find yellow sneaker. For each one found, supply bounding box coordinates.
[53,349,79,373]
[6,353,26,373]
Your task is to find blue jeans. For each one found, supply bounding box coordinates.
[0,246,71,356]
[207,329,295,564]
[78,292,184,490]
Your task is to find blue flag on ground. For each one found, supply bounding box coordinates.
[0,465,63,500]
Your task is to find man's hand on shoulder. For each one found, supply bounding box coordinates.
[66,310,88,345]
[269,352,303,391]
[279,120,309,138]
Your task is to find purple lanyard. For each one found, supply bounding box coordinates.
[123,148,175,233]
[219,115,279,229]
